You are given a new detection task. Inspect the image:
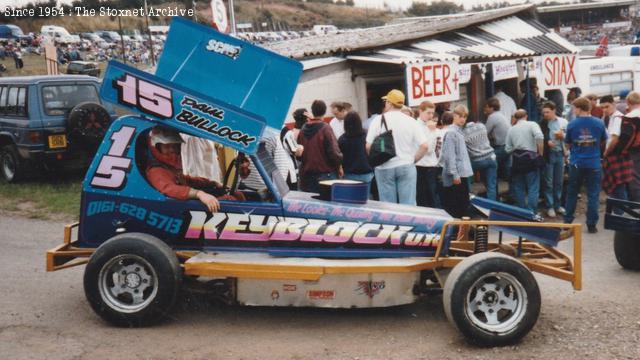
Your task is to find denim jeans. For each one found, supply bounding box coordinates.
[471,157,497,201]
[300,172,337,194]
[564,166,602,227]
[344,172,374,196]
[544,151,565,210]
[611,184,628,215]
[375,164,417,205]
[416,166,442,208]
[512,169,540,213]
[494,145,511,180]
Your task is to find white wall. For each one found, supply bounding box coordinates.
[285,62,363,123]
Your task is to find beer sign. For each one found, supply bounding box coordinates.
[406,61,460,106]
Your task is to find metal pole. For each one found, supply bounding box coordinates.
[118,16,126,64]
[144,0,155,66]
[229,0,237,35]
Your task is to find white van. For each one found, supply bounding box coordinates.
[40,25,80,44]
[576,56,640,98]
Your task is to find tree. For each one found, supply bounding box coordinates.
[407,1,463,17]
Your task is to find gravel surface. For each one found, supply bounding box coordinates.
[0,214,638,360]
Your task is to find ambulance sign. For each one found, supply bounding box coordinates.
[406,61,460,106]
[540,54,578,91]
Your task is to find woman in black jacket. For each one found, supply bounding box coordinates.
[338,111,374,189]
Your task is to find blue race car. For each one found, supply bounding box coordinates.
[47,18,583,347]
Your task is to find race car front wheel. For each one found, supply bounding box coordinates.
[613,231,640,270]
[84,233,182,327]
[443,252,541,347]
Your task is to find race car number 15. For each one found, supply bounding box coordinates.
[90,126,136,190]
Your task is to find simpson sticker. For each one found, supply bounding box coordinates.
[307,290,335,300]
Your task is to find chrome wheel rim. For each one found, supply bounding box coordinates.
[98,254,158,313]
[465,272,527,334]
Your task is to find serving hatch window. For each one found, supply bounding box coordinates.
[41,84,99,116]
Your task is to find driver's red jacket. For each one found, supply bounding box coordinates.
[146,164,245,201]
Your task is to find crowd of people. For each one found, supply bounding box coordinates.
[274,87,640,234]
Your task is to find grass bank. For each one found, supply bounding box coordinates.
[0,172,83,221]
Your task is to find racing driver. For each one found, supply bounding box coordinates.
[146,127,244,212]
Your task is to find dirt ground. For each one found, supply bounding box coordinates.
[0,214,639,360]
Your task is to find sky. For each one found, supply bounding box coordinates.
[0,0,573,10]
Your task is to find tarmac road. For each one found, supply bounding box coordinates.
[0,214,639,360]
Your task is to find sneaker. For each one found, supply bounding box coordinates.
[588,225,598,234]
[547,208,556,217]
[556,207,566,215]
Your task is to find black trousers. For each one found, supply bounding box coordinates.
[442,178,470,218]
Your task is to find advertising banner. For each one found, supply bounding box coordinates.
[538,54,578,92]
[492,60,518,81]
[406,61,460,106]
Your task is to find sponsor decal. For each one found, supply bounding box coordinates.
[205,39,241,60]
[356,281,386,298]
[183,211,440,249]
[283,284,297,292]
[271,290,280,301]
[101,62,265,154]
[307,290,335,300]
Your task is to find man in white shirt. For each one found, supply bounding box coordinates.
[415,101,444,208]
[366,89,429,205]
[494,85,517,123]
[329,101,352,139]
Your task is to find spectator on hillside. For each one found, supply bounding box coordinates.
[338,111,374,191]
[329,101,351,139]
[484,97,511,182]
[540,102,568,218]
[366,89,428,205]
[463,112,497,201]
[505,109,544,213]
[297,100,343,193]
[601,95,631,214]
[563,97,607,233]
[440,105,473,218]
[415,101,443,208]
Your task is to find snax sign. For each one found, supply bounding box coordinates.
[100,61,265,153]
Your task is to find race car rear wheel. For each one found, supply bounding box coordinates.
[613,231,640,270]
[84,233,182,327]
[443,252,540,347]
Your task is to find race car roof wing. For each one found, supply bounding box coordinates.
[155,17,302,134]
[99,17,302,154]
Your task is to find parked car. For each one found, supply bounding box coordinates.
[40,25,80,44]
[0,75,116,182]
[604,198,640,270]
[98,31,121,44]
[0,24,32,43]
[66,61,101,77]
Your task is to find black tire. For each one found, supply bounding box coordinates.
[67,102,112,153]
[0,144,24,183]
[83,233,182,327]
[613,231,640,270]
[443,252,541,347]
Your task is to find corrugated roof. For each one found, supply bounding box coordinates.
[265,4,536,60]
[344,16,578,65]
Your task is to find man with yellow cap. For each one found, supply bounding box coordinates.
[366,89,429,205]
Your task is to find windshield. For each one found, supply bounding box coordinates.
[42,84,99,116]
